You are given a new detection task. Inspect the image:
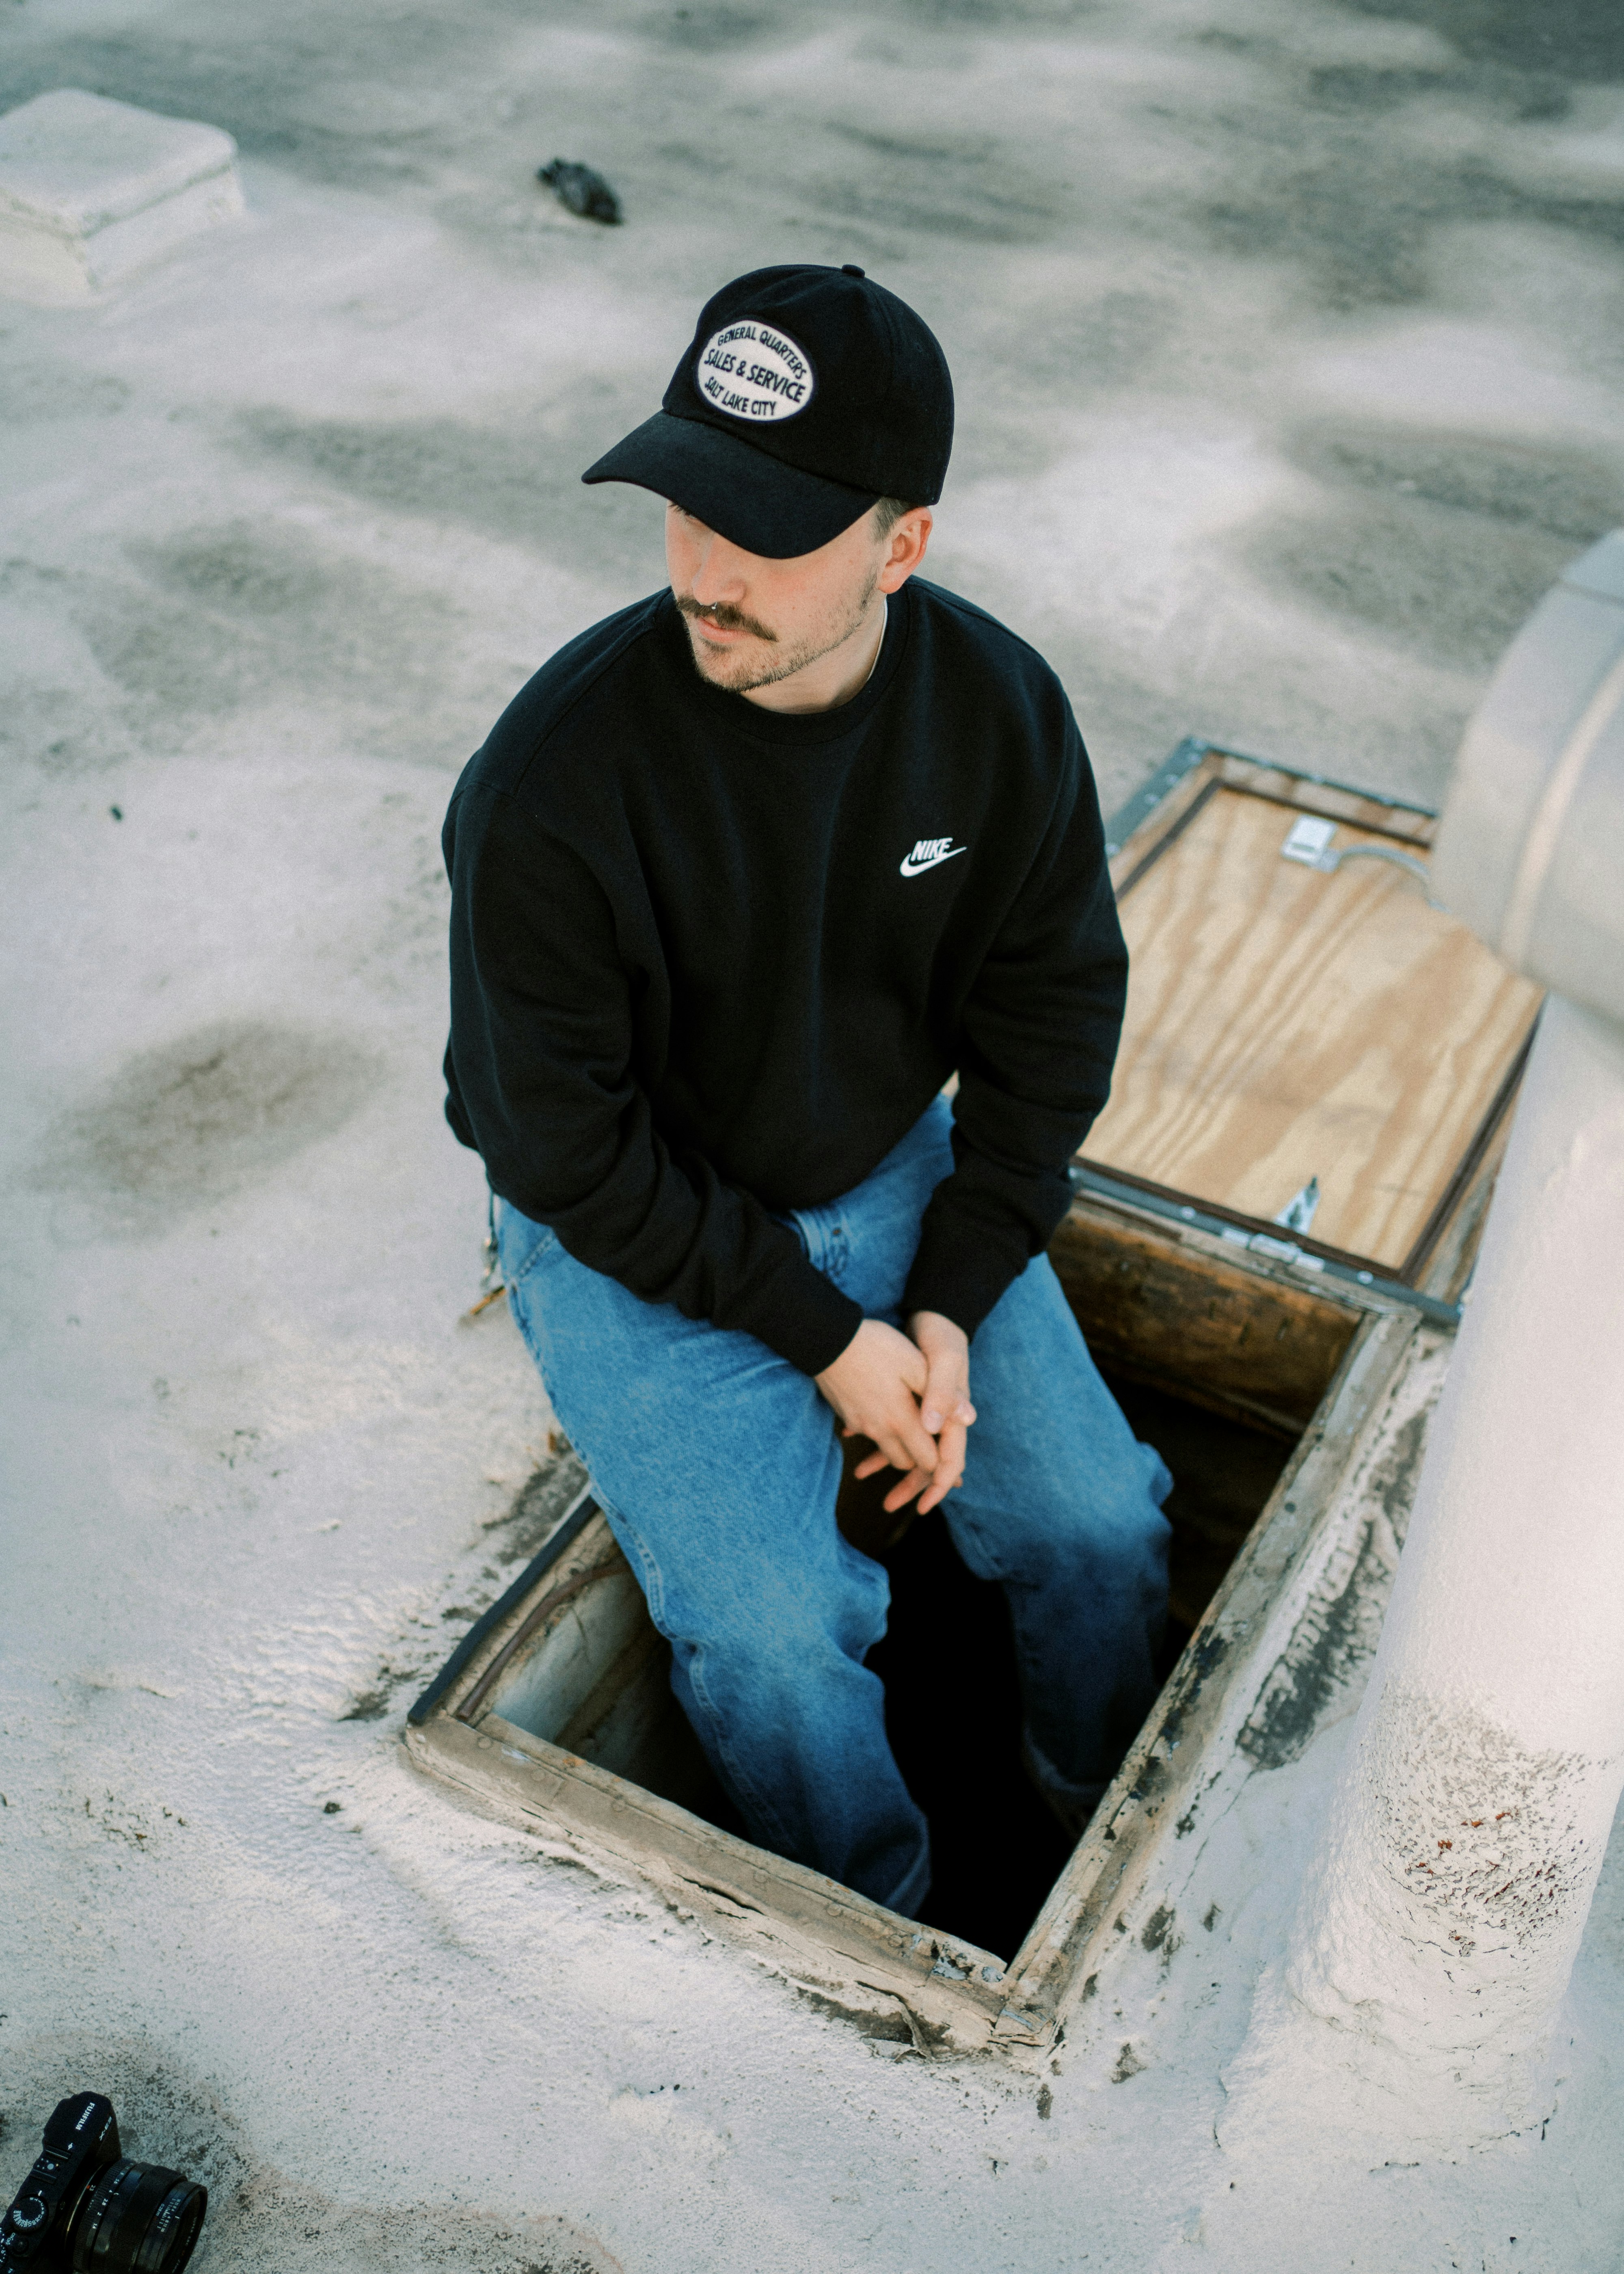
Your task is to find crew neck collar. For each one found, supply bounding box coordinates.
[657,581,911,746]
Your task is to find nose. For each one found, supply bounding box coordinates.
[688,528,749,608]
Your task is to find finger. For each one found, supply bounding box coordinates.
[857,1433,926,1481]
[897,1339,930,1397]
[916,1421,968,1515]
[882,1464,934,1515]
[894,1406,969,1514]
[920,1351,968,1435]
[878,1413,939,1479]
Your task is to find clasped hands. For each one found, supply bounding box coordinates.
[814,1311,976,1517]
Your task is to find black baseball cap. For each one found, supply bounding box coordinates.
[581,263,953,560]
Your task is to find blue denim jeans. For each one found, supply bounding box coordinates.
[497,1094,1171,1918]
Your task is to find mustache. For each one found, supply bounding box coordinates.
[676,593,777,642]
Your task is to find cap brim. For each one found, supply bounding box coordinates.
[582,412,879,560]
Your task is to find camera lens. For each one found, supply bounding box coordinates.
[70,2159,207,2274]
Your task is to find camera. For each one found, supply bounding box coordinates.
[0,2095,207,2272]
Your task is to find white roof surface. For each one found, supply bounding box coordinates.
[4,1,1624,2267]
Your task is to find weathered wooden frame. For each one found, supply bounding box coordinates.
[403,740,1517,2062]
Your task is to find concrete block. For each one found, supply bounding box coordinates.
[0,88,244,304]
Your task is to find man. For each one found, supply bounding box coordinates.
[443,263,1170,1920]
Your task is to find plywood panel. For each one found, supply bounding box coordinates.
[1085,787,1541,1272]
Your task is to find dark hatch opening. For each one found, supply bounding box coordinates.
[862,1365,1296,1960]
[418,1204,1355,1972]
[585,1361,1299,1961]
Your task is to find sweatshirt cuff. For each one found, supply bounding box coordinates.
[901,1226,1026,1347]
[735,1247,866,1377]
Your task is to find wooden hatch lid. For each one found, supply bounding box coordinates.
[1083,742,1543,1282]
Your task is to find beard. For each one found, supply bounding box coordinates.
[676,567,880,695]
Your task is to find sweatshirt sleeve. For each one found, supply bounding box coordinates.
[445,785,863,1377]
[899,709,1127,1339]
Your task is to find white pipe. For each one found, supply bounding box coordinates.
[1279,993,1624,2132]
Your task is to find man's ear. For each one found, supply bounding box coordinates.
[879,508,932,593]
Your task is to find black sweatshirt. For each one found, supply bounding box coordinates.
[442,576,1127,1377]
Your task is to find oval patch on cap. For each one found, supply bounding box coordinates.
[696,320,816,423]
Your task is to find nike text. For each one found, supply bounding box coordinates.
[900,837,968,878]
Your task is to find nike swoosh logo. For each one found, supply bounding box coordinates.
[899,843,968,878]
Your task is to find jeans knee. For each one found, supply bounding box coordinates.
[686,1582,888,1695]
[953,1478,1170,1602]
[1101,1494,1174,1599]
[1080,1448,1175,1587]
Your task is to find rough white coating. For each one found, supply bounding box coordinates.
[1262,1000,1624,2144]
[5,0,1624,2266]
